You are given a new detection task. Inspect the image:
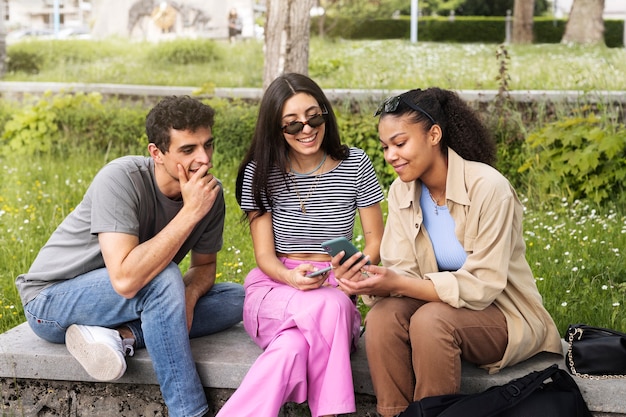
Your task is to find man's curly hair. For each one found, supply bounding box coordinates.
[145,95,215,153]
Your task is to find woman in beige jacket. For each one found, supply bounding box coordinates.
[334,87,563,417]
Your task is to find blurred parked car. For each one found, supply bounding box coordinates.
[6,27,92,43]
[6,28,54,42]
[57,27,92,40]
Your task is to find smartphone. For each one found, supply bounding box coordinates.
[321,237,370,266]
[306,265,333,278]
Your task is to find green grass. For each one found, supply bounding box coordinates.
[4,37,626,91]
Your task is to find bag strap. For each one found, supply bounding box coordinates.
[438,364,562,417]
[567,323,626,339]
[566,325,626,380]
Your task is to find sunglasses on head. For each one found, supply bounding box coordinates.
[281,112,327,135]
[374,92,437,125]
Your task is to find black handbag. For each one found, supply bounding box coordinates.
[397,364,592,417]
[565,323,626,379]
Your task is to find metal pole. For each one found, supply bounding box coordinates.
[53,0,60,36]
[410,0,418,43]
[0,0,6,77]
[505,9,512,44]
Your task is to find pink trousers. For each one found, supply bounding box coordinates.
[215,258,361,417]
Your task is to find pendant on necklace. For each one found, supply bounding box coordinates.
[300,202,306,214]
[428,191,440,216]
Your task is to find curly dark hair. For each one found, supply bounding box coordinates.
[378,88,497,166]
[235,73,349,214]
[145,95,215,153]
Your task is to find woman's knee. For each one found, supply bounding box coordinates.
[300,288,354,318]
[410,302,459,348]
[366,298,410,336]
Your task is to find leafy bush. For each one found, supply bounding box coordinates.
[6,49,43,74]
[335,105,396,189]
[205,97,258,166]
[7,40,119,72]
[1,94,61,154]
[147,38,221,65]
[1,92,146,157]
[521,108,626,205]
[0,100,18,128]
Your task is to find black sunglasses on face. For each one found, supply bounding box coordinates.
[281,113,327,135]
[374,93,437,125]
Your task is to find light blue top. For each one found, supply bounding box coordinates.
[420,182,467,271]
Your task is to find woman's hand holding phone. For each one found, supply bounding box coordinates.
[322,237,371,284]
[321,237,370,267]
[305,265,332,278]
[285,264,331,290]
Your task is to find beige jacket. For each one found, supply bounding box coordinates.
[365,149,562,373]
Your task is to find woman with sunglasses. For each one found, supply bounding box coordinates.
[334,87,562,417]
[216,73,384,417]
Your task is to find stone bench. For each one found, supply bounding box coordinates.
[1,322,625,416]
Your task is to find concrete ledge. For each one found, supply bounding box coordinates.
[1,81,625,104]
[1,322,625,416]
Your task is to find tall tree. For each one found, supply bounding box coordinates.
[562,0,605,44]
[512,0,534,43]
[263,0,316,90]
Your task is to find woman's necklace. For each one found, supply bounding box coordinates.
[289,152,327,176]
[291,174,322,213]
[289,153,327,213]
[427,188,446,216]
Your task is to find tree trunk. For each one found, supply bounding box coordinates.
[0,0,6,77]
[263,0,315,90]
[562,0,605,44]
[512,0,535,44]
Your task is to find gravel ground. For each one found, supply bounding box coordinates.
[1,378,379,417]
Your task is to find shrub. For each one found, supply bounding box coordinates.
[521,107,626,205]
[1,92,146,157]
[147,38,221,65]
[335,105,396,189]
[7,40,119,73]
[205,97,258,166]
[6,49,43,74]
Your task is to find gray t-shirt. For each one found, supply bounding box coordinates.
[15,156,225,306]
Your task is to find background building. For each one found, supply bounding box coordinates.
[3,0,260,42]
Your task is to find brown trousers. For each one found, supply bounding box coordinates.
[364,297,508,417]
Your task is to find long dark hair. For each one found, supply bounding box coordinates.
[235,73,349,218]
[378,88,496,166]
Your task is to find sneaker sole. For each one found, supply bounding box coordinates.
[66,325,126,381]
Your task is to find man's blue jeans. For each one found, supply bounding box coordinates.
[24,263,245,417]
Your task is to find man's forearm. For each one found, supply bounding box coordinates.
[101,208,202,298]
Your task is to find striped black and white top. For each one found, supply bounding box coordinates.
[239,147,384,254]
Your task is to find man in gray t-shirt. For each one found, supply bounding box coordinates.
[15,96,244,417]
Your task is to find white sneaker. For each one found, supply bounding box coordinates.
[65,324,134,381]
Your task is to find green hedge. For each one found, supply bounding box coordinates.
[312,16,625,47]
